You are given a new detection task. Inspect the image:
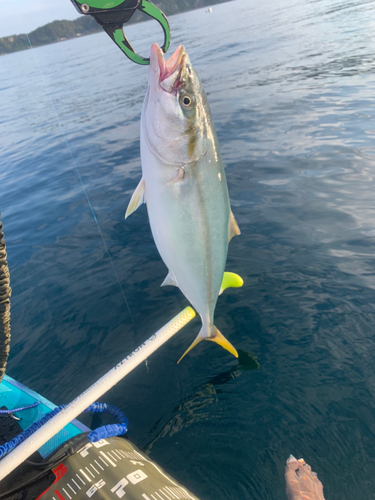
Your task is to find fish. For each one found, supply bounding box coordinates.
[126,43,241,362]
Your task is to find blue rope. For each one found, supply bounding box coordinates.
[0,406,63,459]
[84,403,128,442]
[0,403,128,459]
[0,402,40,414]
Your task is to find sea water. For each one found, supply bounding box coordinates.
[1,0,375,498]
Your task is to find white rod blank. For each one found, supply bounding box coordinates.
[0,306,196,481]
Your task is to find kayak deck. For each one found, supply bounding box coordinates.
[0,375,89,458]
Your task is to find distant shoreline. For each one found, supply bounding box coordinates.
[0,0,231,56]
[0,17,101,56]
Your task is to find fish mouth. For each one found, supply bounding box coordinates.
[150,43,187,93]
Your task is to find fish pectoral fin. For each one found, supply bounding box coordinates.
[228,211,241,242]
[177,336,202,364]
[219,272,244,295]
[207,326,238,358]
[125,177,146,219]
[161,270,179,287]
[167,167,185,185]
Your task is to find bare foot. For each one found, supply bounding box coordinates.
[285,455,325,500]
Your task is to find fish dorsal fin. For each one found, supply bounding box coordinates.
[228,211,241,242]
[125,177,146,219]
[161,270,179,287]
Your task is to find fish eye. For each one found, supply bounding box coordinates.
[179,92,194,109]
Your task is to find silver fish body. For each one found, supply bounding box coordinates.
[126,44,240,360]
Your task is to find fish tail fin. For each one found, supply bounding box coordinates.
[207,326,238,358]
[177,334,203,364]
[177,324,238,364]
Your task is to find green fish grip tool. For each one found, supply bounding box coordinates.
[70,0,171,65]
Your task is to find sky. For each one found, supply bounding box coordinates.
[0,0,80,38]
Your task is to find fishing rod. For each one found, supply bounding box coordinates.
[0,273,242,481]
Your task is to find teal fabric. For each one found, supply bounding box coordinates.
[0,375,89,458]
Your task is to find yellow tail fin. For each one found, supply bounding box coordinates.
[177,336,202,364]
[177,326,238,363]
[207,326,238,358]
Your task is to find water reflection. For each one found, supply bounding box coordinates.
[145,350,259,453]
[3,0,375,498]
